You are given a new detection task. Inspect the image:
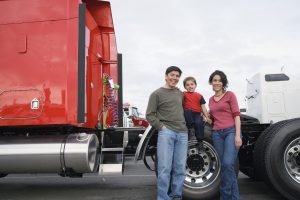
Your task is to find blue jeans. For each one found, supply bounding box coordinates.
[212,127,242,200]
[157,128,188,200]
[184,109,204,141]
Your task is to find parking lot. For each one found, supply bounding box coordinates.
[0,157,284,200]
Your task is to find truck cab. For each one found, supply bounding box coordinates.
[245,73,300,124]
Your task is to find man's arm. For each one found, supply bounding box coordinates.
[146,92,163,130]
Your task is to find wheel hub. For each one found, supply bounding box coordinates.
[187,154,204,171]
[284,137,300,183]
[294,152,300,167]
[184,141,220,189]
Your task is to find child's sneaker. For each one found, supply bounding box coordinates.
[188,128,195,140]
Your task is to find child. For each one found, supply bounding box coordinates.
[183,76,212,150]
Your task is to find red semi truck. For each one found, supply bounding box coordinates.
[0,0,145,177]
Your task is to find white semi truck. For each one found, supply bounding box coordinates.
[136,72,300,200]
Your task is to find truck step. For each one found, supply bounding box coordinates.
[101,147,124,152]
[98,130,128,175]
[99,163,123,175]
[99,147,124,175]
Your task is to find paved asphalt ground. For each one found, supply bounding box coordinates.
[0,157,285,200]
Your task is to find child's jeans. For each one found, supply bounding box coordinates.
[184,109,204,141]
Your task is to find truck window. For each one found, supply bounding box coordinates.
[132,108,139,117]
[265,74,289,82]
[123,108,129,116]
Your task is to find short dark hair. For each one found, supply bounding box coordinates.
[209,70,228,90]
[183,76,197,88]
[165,66,182,76]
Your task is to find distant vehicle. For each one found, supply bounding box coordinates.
[123,103,149,128]
[136,72,300,200]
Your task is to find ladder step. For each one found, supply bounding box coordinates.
[101,147,123,152]
[99,164,123,175]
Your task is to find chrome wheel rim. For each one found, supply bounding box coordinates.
[284,137,300,183]
[184,141,221,189]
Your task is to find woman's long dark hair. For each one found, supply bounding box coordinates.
[209,70,228,91]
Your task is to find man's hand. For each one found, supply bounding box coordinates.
[160,124,166,130]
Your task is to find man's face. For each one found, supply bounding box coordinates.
[165,71,180,88]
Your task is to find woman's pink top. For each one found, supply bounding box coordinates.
[208,91,240,130]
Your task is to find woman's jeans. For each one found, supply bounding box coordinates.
[212,127,242,200]
[157,128,188,200]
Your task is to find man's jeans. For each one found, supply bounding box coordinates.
[157,128,188,200]
[212,127,242,200]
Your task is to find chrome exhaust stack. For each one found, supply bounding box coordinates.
[0,133,98,174]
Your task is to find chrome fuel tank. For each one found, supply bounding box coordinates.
[0,133,98,174]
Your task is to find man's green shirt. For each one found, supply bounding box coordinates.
[146,87,188,133]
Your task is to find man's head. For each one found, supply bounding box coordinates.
[165,66,182,88]
[165,66,182,76]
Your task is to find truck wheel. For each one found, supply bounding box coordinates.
[253,120,289,181]
[183,140,221,200]
[264,118,300,200]
[0,173,7,178]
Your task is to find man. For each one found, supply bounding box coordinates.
[146,66,188,200]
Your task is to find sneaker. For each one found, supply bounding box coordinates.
[188,128,195,140]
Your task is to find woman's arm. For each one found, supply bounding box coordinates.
[234,115,242,148]
[201,104,212,124]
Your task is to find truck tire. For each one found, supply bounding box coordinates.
[264,118,300,200]
[183,124,221,200]
[0,173,7,178]
[253,120,289,181]
[183,140,221,200]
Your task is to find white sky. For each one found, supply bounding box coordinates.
[109,0,300,114]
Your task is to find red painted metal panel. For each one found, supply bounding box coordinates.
[84,1,118,128]
[84,0,114,29]
[0,0,78,24]
[0,0,118,129]
[0,0,78,126]
[0,89,43,119]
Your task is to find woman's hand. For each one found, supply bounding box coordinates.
[204,117,212,125]
[235,135,242,149]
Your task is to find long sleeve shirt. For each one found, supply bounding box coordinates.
[146,87,188,133]
[208,91,240,130]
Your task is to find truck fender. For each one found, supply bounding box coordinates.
[134,126,156,162]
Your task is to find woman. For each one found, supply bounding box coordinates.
[208,70,243,200]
